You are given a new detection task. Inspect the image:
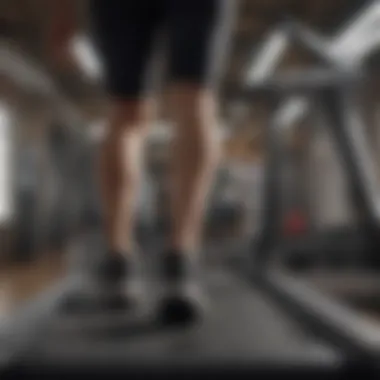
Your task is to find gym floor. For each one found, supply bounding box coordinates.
[0,254,65,318]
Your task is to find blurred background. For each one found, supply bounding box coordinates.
[0,0,380,330]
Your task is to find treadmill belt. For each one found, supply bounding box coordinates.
[15,267,341,373]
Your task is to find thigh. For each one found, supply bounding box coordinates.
[89,0,164,98]
[166,0,236,90]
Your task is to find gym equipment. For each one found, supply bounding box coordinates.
[228,1,380,372]
[282,226,376,270]
[204,167,244,240]
[0,235,350,378]
[44,121,82,249]
[1,228,379,378]
[11,115,95,260]
[12,143,41,260]
[246,1,380,271]
[1,43,96,261]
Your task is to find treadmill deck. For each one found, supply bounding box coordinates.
[16,268,341,371]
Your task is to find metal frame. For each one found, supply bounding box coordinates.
[1,44,98,254]
[240,3,380,373]
[251,96,285,263]
[248,11,380,265]
[318,87,380,231]
[241,1,380,267]
[251,270,380,372]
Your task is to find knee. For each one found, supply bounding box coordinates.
[106,99,154,139]
[169,86,222,162]
[169,86,219,132]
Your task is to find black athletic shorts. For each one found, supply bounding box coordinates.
[89,0,235,98]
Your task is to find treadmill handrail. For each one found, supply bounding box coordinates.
[244,67,361,94]
[281,19,344,69]
[244,0,380,129]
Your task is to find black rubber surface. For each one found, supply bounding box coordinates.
[0,226,344,378]
[0,267,341,377]
[282,226,378,271]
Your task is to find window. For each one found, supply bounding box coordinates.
[0,103,12,224]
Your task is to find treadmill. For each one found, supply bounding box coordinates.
[0,231,346,379]
[249,0,380,270]
[1,12,379,380]
[241,5,380,374]
[0,90,373,377]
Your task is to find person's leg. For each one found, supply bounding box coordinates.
[89,0,162,282]
[167,0,236,255]
[168,87,220,254]
[99,99,154,255]
[157,0,236,322]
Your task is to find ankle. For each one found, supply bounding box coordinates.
[108,240,137,257]
[108,249,126,258]
[169,239,199,256]
[164,246,198,261]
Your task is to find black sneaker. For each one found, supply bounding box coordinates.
[157,250,205,326]
[96,253,129,286]
[96,253,143,310]
[63,252,143,313]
